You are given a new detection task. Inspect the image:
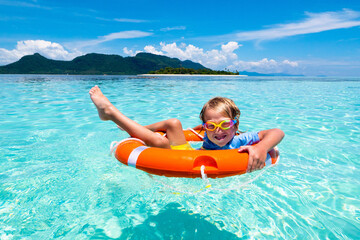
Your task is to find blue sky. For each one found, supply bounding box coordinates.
[0,0,360,76]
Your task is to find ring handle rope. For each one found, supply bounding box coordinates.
[186,128,204,140]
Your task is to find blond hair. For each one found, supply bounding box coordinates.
[200,97,241,129]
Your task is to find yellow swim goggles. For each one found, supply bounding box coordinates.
[203,119,237,131]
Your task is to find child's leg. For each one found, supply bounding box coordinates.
[144,119,187,146]
[89,86,186,148]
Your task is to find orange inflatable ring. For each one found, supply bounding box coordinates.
[113,129,279,178]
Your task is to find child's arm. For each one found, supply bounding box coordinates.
[238,128,284,172]
[192,124,203,130]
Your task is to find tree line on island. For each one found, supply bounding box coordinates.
[148,67,238,75]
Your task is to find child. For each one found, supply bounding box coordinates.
[89,85,284,172]
[199,97,284,172]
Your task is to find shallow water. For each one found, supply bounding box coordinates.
[1,75,359,239]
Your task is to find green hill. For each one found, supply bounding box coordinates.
[0,52,206,75]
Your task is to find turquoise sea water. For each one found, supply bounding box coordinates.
[1,75,359,239]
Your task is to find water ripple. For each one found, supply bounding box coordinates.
[1,75,359,239]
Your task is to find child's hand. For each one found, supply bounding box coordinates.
[238,145,268,173]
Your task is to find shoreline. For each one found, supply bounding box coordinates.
[139,74,248,77]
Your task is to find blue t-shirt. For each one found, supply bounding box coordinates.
[201,132,260,150]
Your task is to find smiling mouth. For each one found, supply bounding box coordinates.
[214,135,227,141]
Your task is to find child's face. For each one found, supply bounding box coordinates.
[203,108,237,147]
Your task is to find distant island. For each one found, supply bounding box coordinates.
[0,52,206,75]
[0,52,302,76]
[148,67,238,75]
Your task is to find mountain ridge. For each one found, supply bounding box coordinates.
[0,52,206,75]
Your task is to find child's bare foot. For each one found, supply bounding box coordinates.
[89,86,115,121]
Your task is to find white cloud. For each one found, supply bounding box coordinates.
[136,41,298,73]
[114,18,147,23]
[143,45,163,55]
[160,26,186,31]
[282,59,299,67]
[229,58,299,73]
[0,40,82,65]
[74,30,153,48]
[123,47,142,56]
[142,41,241,68]
[155,41,241,68]
[212,9,360,42]
[95,17,149,23]
[103,31,150,41]
[0,0,51,9]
